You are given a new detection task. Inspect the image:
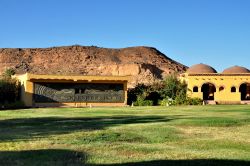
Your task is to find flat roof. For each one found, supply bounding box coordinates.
[15,73,131,82]
[188,73,250,76]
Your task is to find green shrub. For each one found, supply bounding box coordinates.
[133,96,153,106]
[128,84,149,105]
[159,74,187,99]
[0,69,22,109]
[1,101,25,110]
[159,97,174,106]
[185,97,203,105]
[145,91,162,105]
[128,83,162,106]
[174,89,187,105]
[2,68,15,78]
[0,79,20,104]
[159,74,180,99]
[129,75,203,106]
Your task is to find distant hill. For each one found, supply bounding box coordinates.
[0,45,187,87]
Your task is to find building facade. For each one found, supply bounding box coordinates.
[15,73,130,107]
[180,64,250,104]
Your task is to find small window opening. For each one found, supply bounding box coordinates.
[193,86,198,92]
[75,88,85,94]
[75,88,80,94]
[231,87,236,93]
[219,86,224,92]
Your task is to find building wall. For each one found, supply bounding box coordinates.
[15,73,33,106]
[15,73,129,107]
[182,73,250,103]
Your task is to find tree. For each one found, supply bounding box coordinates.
[127,84,149,105]
[0,68,20,106]
[2,68,16,79]
[159,74,187,104]
[128,74,190,106]
[159,74,180,98]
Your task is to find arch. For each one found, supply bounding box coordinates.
[193,86,198,92]
[201,83,216,100]
[231,86,236,93]
[239,83,250,101]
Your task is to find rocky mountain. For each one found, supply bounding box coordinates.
[0,45,187,87]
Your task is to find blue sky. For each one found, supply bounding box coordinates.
[0,0,250,72]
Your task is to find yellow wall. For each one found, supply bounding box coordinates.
[14,73,33,106]
[181,73,250,103]
[15,73,130,107]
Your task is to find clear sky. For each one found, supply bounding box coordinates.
[0,0,250,72]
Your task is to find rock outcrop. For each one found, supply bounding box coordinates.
[0,45,187,87]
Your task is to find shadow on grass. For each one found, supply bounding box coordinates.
[0,149,249,166]
[0,115,173,141]
[98,159,250,166]
[0,149,86,166]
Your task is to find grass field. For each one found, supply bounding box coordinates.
[0,105,250,166]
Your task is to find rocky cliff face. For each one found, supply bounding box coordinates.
[0,45,187,87]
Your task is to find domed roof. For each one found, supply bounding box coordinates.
[187,63,217,74]
[222,66,250,74]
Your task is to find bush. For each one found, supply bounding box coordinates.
[145,91,162,105]
[127,84,149,105]
[1,101,25,110]
[159,74,187,100]
[128,83,162,106]
[185,97,203,105]
[0,69,22,109]
[0,79,20,104]
[174,88,187,105]
[133,96,153,106]
[159,74,179,99]
[159,97,174,106]
[128,74,203,106]
[2,68,15,78]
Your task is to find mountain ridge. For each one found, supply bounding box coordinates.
[0,45,187,87]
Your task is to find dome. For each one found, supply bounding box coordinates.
[222,66,250,74]
[187,63,217,74]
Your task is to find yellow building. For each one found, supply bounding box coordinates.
[15,73,130,107]
[180,64,250,104]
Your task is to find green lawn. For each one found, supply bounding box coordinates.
[0,105,250,166]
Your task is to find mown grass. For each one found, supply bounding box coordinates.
[0,105,250,165]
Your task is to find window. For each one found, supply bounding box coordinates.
[193,86,198,92]
[231,86,236,93]
[75,88,85,94]
[219,86,224,92]
[75,88,80,94]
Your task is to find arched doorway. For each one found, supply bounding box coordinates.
[239,83,250,101]
[201,83,216,100]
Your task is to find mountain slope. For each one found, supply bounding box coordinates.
[0,45,187,87]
